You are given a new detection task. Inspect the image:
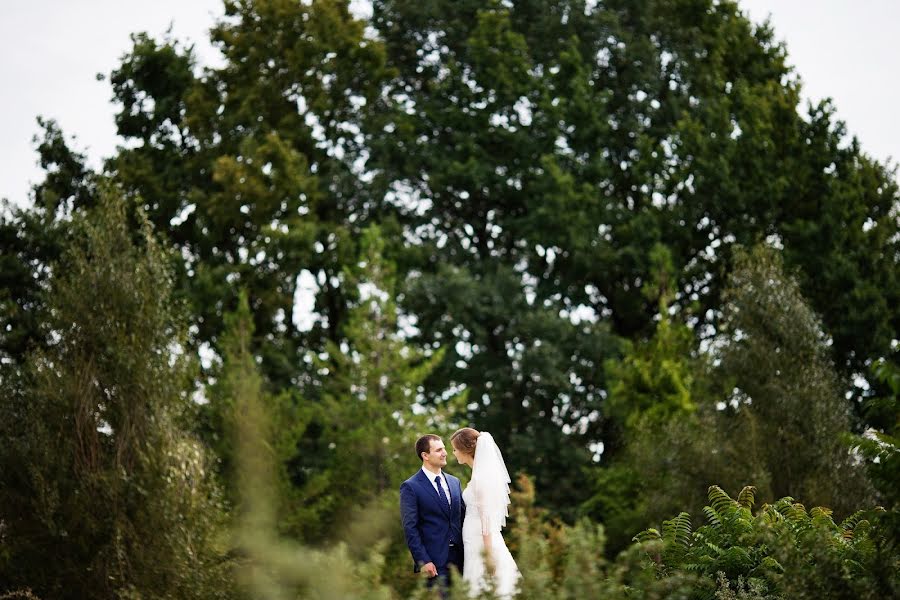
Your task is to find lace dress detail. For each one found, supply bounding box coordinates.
[462,481,520,598]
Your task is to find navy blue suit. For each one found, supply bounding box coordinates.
[400,469,466,577]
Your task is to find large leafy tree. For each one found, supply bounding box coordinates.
[0,119,96,367]
[105,0,392,387]
[366,0,898,506]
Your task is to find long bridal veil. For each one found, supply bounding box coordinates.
[471,432,512,532]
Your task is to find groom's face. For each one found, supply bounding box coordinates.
[422,439,447,470]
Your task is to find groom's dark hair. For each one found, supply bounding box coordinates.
[416,434,442,461]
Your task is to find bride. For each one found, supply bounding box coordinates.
[450,428,520,598]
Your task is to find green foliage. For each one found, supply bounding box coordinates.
[634,485,899,599]
[104,0,392,390]
[2,1,898,596]
[497,475,701,600]
[588,242,880,555]
[0,191,234,598]
[2,0,894,529]
[851,359,900,546]
[603,243,697,436]
[584,320,709,554]
[584,245,709,553]
[225,314,402,600]
[714,245,875,513]
[371,0,899,475]
[291,225,453,546]
[0,118,95,367]
[199,289,306,538]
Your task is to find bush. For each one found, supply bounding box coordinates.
[634,485,899,599]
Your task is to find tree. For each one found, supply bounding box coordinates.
[105,1,393,389]
[713,245,874,513]
[587,243,880,552]
[198,289,305,537]
[0,119,96,368]
[852,359,900,547]
[292,225,449,543]
[0,191,233,598]
[583,244,717,553]
[6,0,896,525]
[368,0,899,507]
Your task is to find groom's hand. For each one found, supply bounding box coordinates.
[422,562,438,578]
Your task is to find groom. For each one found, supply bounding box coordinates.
[400,434,465,589]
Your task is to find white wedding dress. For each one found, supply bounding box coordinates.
[461,433,520,598]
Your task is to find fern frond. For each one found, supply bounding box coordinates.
[703,506,721,527]
[840,509,868,534]
[633,527,661,543]
[704,542,724,556]
[720,546,753,573]
[756,504,783,525]
[682,561,705,573]
[810,506,836,530]
[708,485,735,516]
[853,519,872,539]
[810,506,833,518]
[663,512,692,548]
[784,502,808,523]
[771,497,796,513]
[737,485,757,510]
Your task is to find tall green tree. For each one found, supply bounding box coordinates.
[713,245,874,514]
[4,0,896,524]
[583,244,714,552]
[586,243,879,551]
[198,289,306,537]
[293,225,448,543]
[0,192,233,598]
[105,0,392,388]
[368,0,899,508]
[0,119,96,368]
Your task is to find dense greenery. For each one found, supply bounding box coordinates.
[633,485,898,598]
[1,0,898,598]
[0,195,231,598]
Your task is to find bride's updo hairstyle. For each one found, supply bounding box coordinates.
[450,427,480,456]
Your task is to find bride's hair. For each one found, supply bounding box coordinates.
[450,427,480,456]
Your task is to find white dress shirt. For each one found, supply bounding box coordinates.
[422,467,451,505]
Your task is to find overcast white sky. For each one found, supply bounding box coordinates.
[1,0,898,208]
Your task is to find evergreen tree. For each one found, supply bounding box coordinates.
[584,244,712,553]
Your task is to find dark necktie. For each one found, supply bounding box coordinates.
[435,475,450,505]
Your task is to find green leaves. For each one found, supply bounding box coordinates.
[0,4,896,596]
[631,483,897,597]
[0,192,233,598]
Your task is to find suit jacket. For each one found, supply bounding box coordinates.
[400,469,466,572]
